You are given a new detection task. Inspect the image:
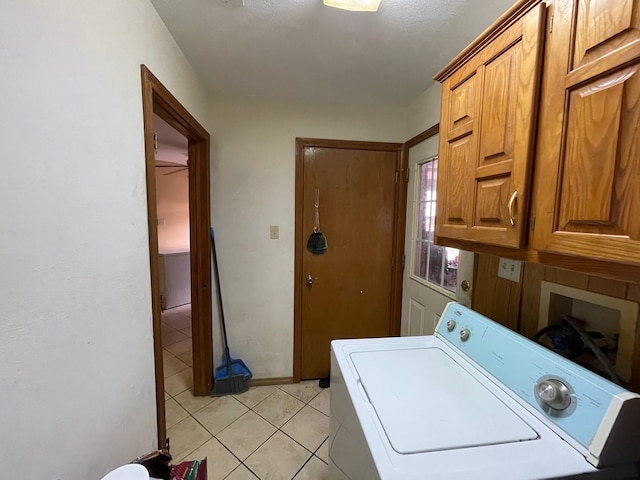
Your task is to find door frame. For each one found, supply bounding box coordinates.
[293,138,404,382]
[141,65,213,448]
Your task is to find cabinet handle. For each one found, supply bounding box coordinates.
[507,191,518,226]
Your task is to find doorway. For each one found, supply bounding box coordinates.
[141,66,213,447]
[293,138,404,381]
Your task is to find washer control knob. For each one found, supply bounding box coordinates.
[460,329,471,342]
[535,379,571,411]
[446,320,456,332]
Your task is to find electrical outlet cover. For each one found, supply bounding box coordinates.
[498,258,522,282]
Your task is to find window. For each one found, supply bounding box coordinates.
[412,158,459,293]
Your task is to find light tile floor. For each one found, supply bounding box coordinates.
[162,304,330,480]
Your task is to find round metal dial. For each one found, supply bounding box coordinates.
[535,379,571,411]
[460,328,471,342]
[446,320,456,332]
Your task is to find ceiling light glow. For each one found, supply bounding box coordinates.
[323,0,382,12]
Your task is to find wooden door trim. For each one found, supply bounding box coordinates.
[141,65,213,448]
[295,137,403,152]
[406,124,440,148]
[293,138,404,383]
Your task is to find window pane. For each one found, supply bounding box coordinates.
[413,240,428,279]
[427,198,436,242]
[427,160,436,202]
[431,159,438,201]
[443,247,459,292]
[417,201,430,241]
[427,243,443,285]
[419,162,430,202]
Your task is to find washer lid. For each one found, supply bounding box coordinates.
[351,347,538,454]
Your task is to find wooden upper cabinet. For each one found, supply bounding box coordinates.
[532,0,640,265]
[435,1,546,248]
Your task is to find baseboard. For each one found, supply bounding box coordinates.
[247,376,294,386]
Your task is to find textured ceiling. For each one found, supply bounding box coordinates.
[150,0,516,104]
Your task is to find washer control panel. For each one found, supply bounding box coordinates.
[435,302,634,451]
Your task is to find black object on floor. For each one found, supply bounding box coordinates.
[319,376,330,388]
[133,450,172,480]
[211,228,249,396]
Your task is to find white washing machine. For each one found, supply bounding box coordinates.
[329,303,640,479]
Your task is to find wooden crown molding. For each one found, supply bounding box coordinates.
[434,0,544,82]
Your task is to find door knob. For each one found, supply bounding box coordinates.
[307,274,314,285]
[461,280,470,292]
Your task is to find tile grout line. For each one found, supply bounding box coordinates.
[167,381,329,479]
[277,427,328,458]
[290,454,314,480]
[311,436,329,466]
[235,387,329,478]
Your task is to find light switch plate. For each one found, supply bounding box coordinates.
[270,225,279,240]
[498,257,522,282]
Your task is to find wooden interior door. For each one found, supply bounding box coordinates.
[297,140,401,379]
[534,0,640,265]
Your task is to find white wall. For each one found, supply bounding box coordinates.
[407,81,442,139]
[0,1,211,478]
[208,95,410,378]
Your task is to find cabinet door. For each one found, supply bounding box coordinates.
[436,4,546,248]
[533,0,640,264]
[437,60,481,242]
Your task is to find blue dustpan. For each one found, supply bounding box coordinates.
[215,351,252,380]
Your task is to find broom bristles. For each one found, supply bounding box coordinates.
[211,374,248,397]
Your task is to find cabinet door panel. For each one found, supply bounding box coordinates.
[437,61,481,241]
[445,59,482,142]
[556,64,640,240]
[478,48,518,165]
[573,0,640,71]
[448,73,478,139]
[441,135,475,228]
[475,175,512,228]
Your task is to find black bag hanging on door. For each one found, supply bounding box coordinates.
[307,187,328,255]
